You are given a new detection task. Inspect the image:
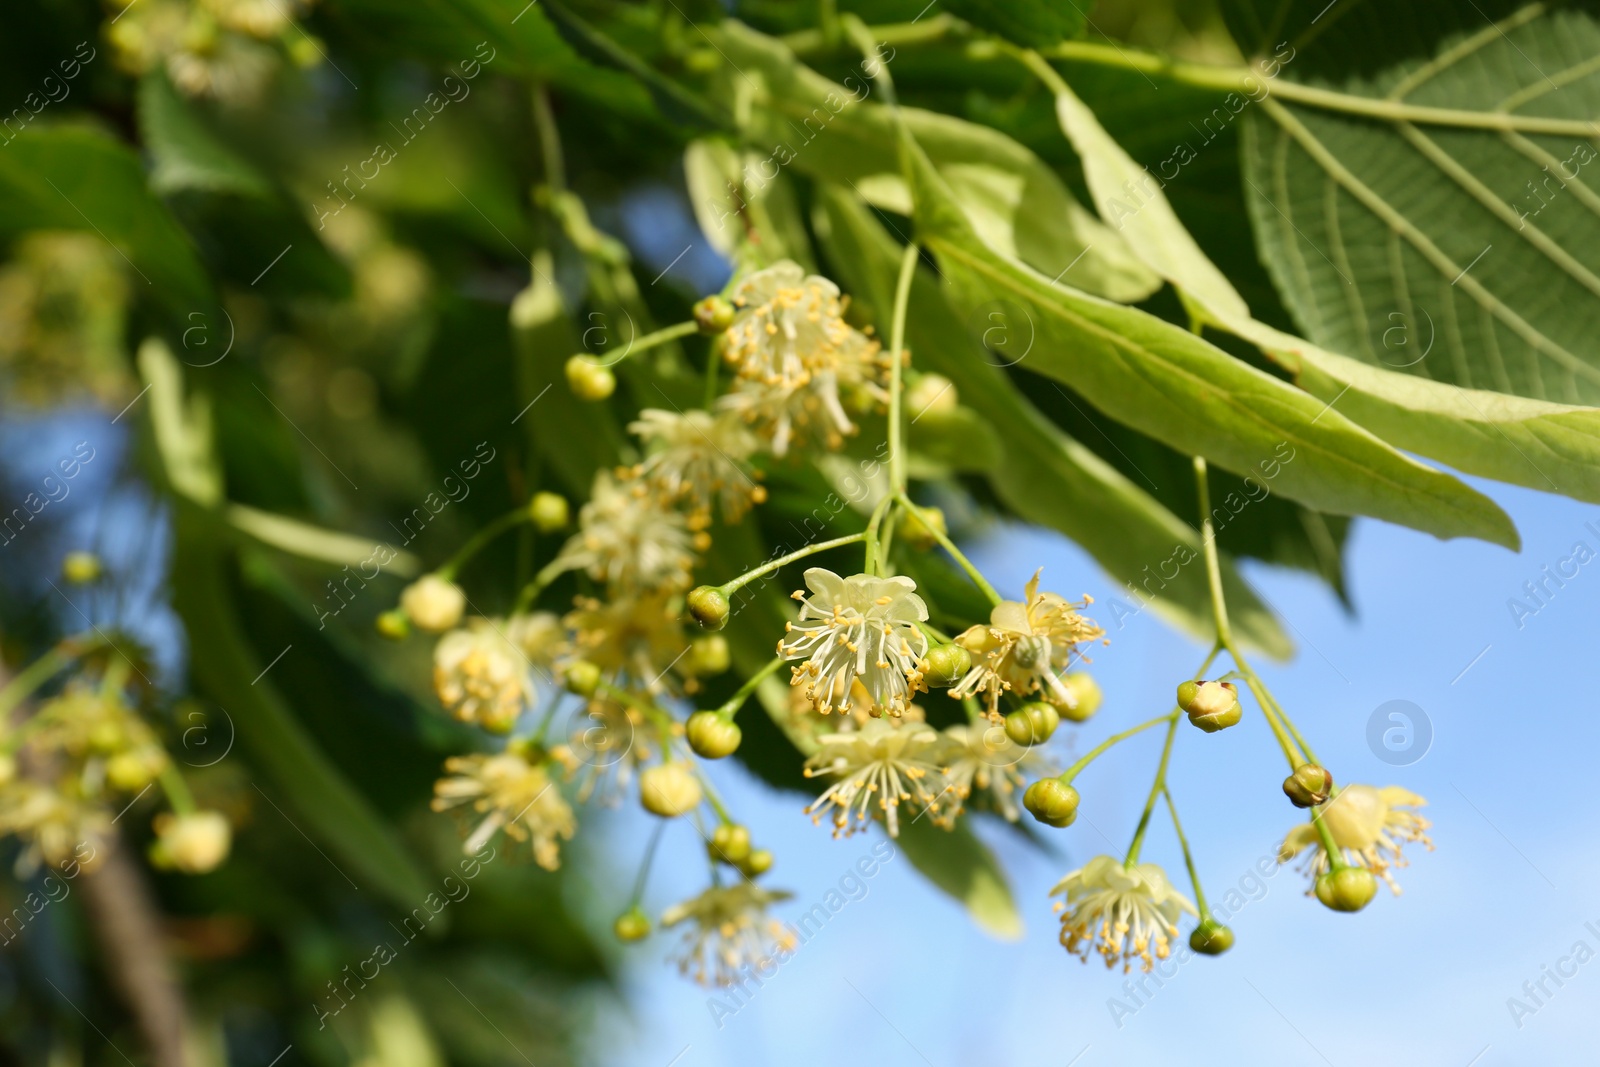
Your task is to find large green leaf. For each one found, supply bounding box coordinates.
[897,124,1519,548]
[1233,2,1600,408]
[814,187,1294,658]
[1030,50,1600,505]
[0,124,211,311]
[707,21,1161,304]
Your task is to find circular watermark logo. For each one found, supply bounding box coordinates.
[179,308,236,368]
[581,310,638,367]
[967,299,1034,367]
[1365,699,1432,766]
[1377,308,1433,369]
[177,703,235,767]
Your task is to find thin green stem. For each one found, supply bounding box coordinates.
[715,656,786,719]
[531,82,567,195]
[1193,456,1305,770]
[437,509,529,581]
[1163,785,1210,917]
[784,14,960,56]
[703,342,720,409]
[893,492,1001,606]
[720,532,867,596]
[695,764,733,825]
[863,496,894,577]
[628,820,666,907]
[1124,716,1178,867]
[514,557,568,613]
[887,241,918,496]
[1312,797,1349,871]
[1059,712,1177,783]
[159,764,197,816]
[591,319,699,364]
[0,641,95,723]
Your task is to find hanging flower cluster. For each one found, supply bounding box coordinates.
[387,251,1434,991]
[105,0,323,103]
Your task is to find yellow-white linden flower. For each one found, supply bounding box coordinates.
[1279,784,1432,894]
[550,694,650,805]
[431,753,575,870]
[402,574,466,633]
[552,472,696,594]
[951,570,1104,719]
[940,723,1051,823]
[661,883,797,987]
[629,409,765,525]
[563,592,686,692]
[432,619,534,732]
[1052,855,1197,973]
[0,779,109,874]
[505,611,564,664]
[779,568,929,717]
[715,261,890,457]
[803,719,955,837]
[150,811,232,874]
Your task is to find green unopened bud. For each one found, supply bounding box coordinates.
[740,848,774,876]
[106,746,168,792]
[565,355,616,401]
[61,551,103,584]
[479,702,520,736]
[922,643,971,687]
[686,586,729,631]
[638,762,702,817]
[710,823,752,865]
[897,505,947,551]
[1004,701,1060,746]
[693,295,736,334]
[376,609,411,640]
[613,906,651,942]
[686,711,742,759]
[1189,918,1234,955]
[1283,763,1334,808]
[1057,672,1102,723]
[905,373,958,421]
[1315,867,1378,913]
[1177,679,1241,733]
[529,491,570,533]
[683,634,731,677]
[1023,778,1079,828]
[565,660,602,697]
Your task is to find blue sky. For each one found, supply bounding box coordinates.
[593,474,1600,1067]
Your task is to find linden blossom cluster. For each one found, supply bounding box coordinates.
[403,251,1436,989]
[0,637,233,885]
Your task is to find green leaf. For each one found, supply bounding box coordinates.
[707,21,1161,304]
[1234,3,1600,409]
[0,124,211,311]
[898,121,1520,549]
[814,186,1294,658]
[894,818,1022,940]
[226,503,421,578]
[1031,52,1600,506]
[941,0,1086,48]
[138,72,271,197]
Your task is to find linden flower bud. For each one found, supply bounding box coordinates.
[1057,672,1102,723]
[1177,679,1241,733]
[684,635,731,677]
[905,373,958,420]
[149,811,231,875]
[693,295,736,334]
[1004,701,1060,747]
[686,586,730,631]
[1190,918,1234,955]
[1023,778,1079,828]
[613,906,651,942]
[1315,867,1378,912]
[639,762,703,817]
[376,609,411,640]
[61,551,103,584]
[922,643,971,688]
[401,575,465,633]
[686,711,742,759]
[740,848,774,876]
[564,660,602,698]
[565,355,616,401]
[896,505,947,551]
[710,823,752,865]
[1283,763,1334,808]
[529,491,570,533]
[106,746,168,792]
